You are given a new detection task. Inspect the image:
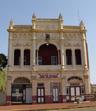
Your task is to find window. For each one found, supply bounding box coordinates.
[38,56,42,65]
[66,49,72,65]
[75,49,82,65]
[51,56,57,65]
[14,49,21,65]
[81,86,85,94]
[24,49,30,65]
[66,87,69,95]
[45,34,50,41]
[38,44,58,65]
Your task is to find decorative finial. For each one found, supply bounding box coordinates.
[32,13,36,19]
[9,19,14,29]
[80,20,85,30]
[10,19,14,26]
[59,13,63,20]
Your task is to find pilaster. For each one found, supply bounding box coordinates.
[6,75,12,104]
[21,48,24,67]
[72,48,75,67]
[83,73,91,94]
[32,32,36,67]
[60,33,65,69]
[82,32,88,69]
[8,33,13,68]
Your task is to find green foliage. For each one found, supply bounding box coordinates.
[0,53,7,70]
[0,70,6,92]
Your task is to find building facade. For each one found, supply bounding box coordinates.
[6,14,91,104]
[91,84,96,94]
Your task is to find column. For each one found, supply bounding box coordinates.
[32,79,37,103]
[32,15,36,67]
[6,75,12,104]
[58,49,61,65]
[36,50,38,65]
[82,32,91,94]
[84,73,91,94]
[79,22,91,95]
[32,32,36,66]
[60,33,65,69]
[8,33,13,68]
[21,48,24,67]
[82,32,88,69]
[72,48,75,67]
[61,79,66,102]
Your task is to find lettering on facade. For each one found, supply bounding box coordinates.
[38,73,60,78]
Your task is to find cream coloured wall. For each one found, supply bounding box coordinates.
[6,15,91,103]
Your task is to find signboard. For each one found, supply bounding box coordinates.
[38,73,60,78]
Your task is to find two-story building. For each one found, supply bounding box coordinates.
[6,14,91,104]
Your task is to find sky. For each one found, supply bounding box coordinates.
[0,0,96,84]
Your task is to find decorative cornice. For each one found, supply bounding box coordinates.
[7,27,82,33]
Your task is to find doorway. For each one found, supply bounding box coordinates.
[52,87,59,102]
[70,86,81,101]
[37,83,45,103]
[11,77,32,104]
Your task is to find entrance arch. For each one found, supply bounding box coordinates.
[38,44,58,65]
[66,76,85,102]
[11,77,32,104]
[13,77,30,84]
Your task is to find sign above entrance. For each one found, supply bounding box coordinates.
[38,73,60,78]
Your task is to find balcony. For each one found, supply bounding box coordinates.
[34,65,61,71]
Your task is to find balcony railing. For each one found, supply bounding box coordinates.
[34,65,61,71]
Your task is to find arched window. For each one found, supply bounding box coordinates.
[66,49,72,65]
[38,44,58,65]
[24,49,30,65]
[75,49,82,65]
[14,49,21,65]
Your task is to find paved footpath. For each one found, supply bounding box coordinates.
[0,101,96,111]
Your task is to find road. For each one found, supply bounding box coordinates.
[48,107,96,111]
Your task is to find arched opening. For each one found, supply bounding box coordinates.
[68,76,82,82]
[14,77,30,84]
[66,76,85,102]
[38,44,58,65]
[75,49,82,65]
[11,77,32,104]
[24,49,30,65]
[66,49,72,65]
[14,49,21,65]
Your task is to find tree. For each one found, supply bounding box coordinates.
[0,53,7,70]
[0,70,6,92]
[0,54,7,92]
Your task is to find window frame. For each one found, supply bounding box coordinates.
[51,56,57,65]
[14,49,21,65]
[66,49,72,65]
[75,49,82,65]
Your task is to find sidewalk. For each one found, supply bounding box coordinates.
[0,101,96,111]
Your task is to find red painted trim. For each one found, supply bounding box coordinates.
[6,94,94,104]
[32,95,64,103]
[6,96,11,101]
[45,95,52,103]
[6,96,11,105]
[32,96,37,103]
